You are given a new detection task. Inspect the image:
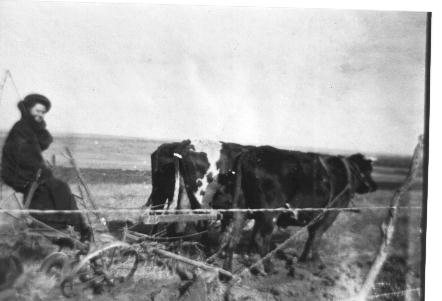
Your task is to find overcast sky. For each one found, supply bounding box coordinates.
[0,2,427,155]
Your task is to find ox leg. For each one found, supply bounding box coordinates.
[247,219,259,255]
[299,227,317,262]
[252,213,276,273]
[299,211,340,263]
[147,186,172,236]
[222,212,246,274]
[205,213,234,263]
[219,213,233,252]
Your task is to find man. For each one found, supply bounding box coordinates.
[1,94,92,242]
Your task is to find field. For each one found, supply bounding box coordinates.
[0,134,424,300]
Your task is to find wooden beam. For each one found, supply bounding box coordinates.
[142,212,218,224]
[65,147,107,227]
[152,247,234,280]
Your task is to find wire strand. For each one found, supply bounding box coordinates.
[0,206,422,215]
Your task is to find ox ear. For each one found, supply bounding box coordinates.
[349,153,373,169]
[349,153,376,163]
[367,156,377,162]
[367,156,377,166]
[348,153,365,164]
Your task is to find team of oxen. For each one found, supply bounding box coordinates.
[143,139,377,273]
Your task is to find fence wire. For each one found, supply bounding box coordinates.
[0,206,422,215]
[341,288,420,301]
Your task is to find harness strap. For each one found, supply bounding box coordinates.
[341,157,355,196]
[24,168,42,209]
[168,153,181,210]
[318,156,334,204]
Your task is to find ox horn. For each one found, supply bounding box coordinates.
[367,156,378,162]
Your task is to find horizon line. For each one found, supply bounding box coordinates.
[0,129,413,157]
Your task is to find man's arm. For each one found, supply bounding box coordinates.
[9,131,52,178]
[37,128,53,151]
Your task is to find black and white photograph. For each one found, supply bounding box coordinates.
[0,1,430,300]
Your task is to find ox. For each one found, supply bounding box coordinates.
[143,139,250,235]
[213,146,377,272]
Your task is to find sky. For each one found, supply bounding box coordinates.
[0,2,428,155]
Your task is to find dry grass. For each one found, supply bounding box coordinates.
[13,264,58,300]
[71,183,151,223]
[72,183,150,208]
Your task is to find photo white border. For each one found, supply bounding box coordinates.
[14,1,442,299]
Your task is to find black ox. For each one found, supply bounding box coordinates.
[212,146,377,272]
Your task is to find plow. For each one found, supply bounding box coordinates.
[0,148,233,298]
[0,188,231,298]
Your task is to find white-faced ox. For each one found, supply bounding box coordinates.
[144,139,249,235]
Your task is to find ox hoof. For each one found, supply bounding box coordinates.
[298,255,308,263]
[250,266,267,277]
[287,266,295,277]
[250,260,274,276]
[298,254,320,262]
[264,262,276,275]
[219,272,232,282]
[298,255,326,270]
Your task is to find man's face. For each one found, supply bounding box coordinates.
[29,103,47,123]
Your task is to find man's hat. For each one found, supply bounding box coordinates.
[23,94,51,112]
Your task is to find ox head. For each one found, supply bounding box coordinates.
[201,143,246,209]
[203,171,237,209]
[348,153,377,194]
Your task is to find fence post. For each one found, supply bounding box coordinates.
[353,135,424,301]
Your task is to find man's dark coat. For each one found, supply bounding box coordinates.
[1,101,90,240]
[1,101,53,192]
